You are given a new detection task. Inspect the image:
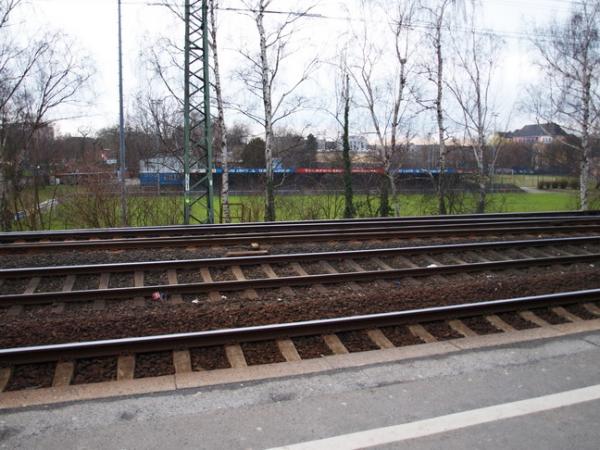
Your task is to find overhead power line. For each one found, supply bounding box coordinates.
[25,0,582,41]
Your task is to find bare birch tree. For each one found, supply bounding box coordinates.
[208,0,231,222]
[320,48,355,218]
[350,0,418,217]
[419,0,463,215]
[235,0,317,221]
[341,71,356,218]
[447,6,503,213]
[529,0,600,210]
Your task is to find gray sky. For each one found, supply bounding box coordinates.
[16,0,574,138]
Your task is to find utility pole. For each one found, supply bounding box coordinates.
[183,0,214,224]
[117,0,128,226]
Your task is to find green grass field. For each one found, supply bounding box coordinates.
[14,187,586,230]
[198,191,582,223]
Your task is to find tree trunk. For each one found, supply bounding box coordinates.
[388,126,399,217]
[580,64,591,211]
[342,74,355,218]
[379,174,391,217]
[0,161,12,231]
[475,145,486,213]
[435,41,447,215]
[257,4,275,222]
[209,0,230,223]
[435,35,447,215]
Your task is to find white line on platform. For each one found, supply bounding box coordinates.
[269,384,600,450]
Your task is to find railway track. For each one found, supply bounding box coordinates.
[1,288,599,393]
[3,210,599,243]
[1,235,599,307]
[2,216,600,252]
[2,212,600,397]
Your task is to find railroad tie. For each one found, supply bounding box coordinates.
[172,350,192,373]
[510,249,534,260]
[117,355,136,380]
[53,275,75,314]
[225,344,247,368]
[199,267,221,302]
[359,258,392,288]
[276,339,302,362]
[444,256,476,280]
[231,265,259,300]
[323,334,349,355]
[531,247,553,257]
[408,324,437,343]
[8,277,40,316]
[392,256,420,286]
[465,251,491,262]
[420,255,448,282]
[167,270,184,304]
[551,306,583,322]
[95,273,109,310]
[0,367,11,392]
[291,263,328,295]
[485,315,516,333]
[484,250,521,276]
[25,277,40,293]
[583,303,600,316]
[347,259,391,288]
[482,250,505,261]
[548,245,572,256]
[448,320,478,337]
[133,271,146,306]
[519,310,551,327]
[52,361,75,387]
[319,261,360,291]
[261,264,294,297]
[366,329,395,349]
[565,245,589,255]
[371,257,393,271]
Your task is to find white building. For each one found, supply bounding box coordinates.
[348,135,369,153]
[317,135,370,153]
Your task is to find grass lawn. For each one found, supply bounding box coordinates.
[17,189,583,230]
[200,191,581,223]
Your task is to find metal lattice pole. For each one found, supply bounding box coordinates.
[184,0,214,224]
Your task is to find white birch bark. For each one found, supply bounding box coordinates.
[208,0,231,222]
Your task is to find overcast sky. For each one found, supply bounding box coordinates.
[15,0,575,138]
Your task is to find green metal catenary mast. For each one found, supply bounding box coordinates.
[183,0,214,224]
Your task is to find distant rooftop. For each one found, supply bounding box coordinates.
[504,123,568,138]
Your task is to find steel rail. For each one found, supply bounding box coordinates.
[2,235,599,279]
[2,253,599,306]
[1,288,599,365]
[1,211,599,242]
[3,222,600,252]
